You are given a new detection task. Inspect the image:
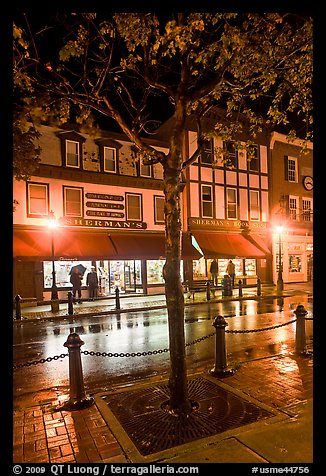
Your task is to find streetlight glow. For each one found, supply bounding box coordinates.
[47,210,57,229]
[276,225,284,235]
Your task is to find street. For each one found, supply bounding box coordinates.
[13,294,313,397]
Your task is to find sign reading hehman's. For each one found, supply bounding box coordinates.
[60,217,147,229]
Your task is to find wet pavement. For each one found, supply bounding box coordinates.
[11,282,315,468]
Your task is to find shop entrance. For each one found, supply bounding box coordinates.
[97,260,142,295]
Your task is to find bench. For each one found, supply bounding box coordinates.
[183,280,220,301]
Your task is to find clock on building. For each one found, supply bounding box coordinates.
[303,176,313,191]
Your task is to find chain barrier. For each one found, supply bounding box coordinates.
[13,353,68,370]
[13,314,313,369]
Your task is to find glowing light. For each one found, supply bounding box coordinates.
[276,225,284,234]
[47,210,57,229]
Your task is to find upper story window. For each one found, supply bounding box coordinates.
[154,195,165,224]
[284,156,298,182]
[302,198,313,222]
[126,193,142,221]
[224,141,238,169]
[63,186,83,217]
[249,190,260,220]
[226,187,237,219]
[139,161,152,178]
[248,145,260,172]
[289,195,298,220]
[58,131,86,169]
[96,138,122,174]
[200,139,213,165]
[201,184,213,218]
[27,182,49,217]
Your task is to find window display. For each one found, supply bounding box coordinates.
[147,260,165,284]
[245,259,256,276]
[289,255,302,273]
[43,260,92,288]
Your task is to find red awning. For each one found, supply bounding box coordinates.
[243,233,271,256]
[192,232,268,259]
[13,229,201,260]
[13,229,118,260]
[109,232,202,260]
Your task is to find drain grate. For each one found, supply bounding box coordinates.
[103,377,274,456]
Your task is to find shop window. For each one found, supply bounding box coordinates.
[284,156,298,182]
[200,139,213,165]
[154,195,165,224]
[249,190,260,220]
[27,182,49,216]
[226,187,237,219]
[201,184,213,218]
[63,186,83,217]
[224,141,238,169]
[147,260,165,284]
[248,145,259,172]
[289,255,302,273]
[302,198,313,222]
[126,192,142,221]
[43,260,92,288]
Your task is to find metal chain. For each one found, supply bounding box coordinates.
[13,353,68,370]
[13,314,312,368]
[225,318,297,334]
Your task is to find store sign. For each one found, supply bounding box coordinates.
[188,217,267,230]
[86,201,124,209]
[60,217,147,229]
[85,193,123,201]
[86,210,124,218]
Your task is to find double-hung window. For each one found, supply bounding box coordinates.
[27,182,49,216]
[289,195,298,221]
[224,141,238,169]
[201,185,213,218]
[63,186,83,217]
[200,139,213,165]
[58,131,86,169]
[126,193,142,221]
[103,146,117,173]
[248,145,259,172]
[302,198,313,222]
[154,195,165,224]
[226,187,237,219]
[285,156,298,182]
[249,190,260,220]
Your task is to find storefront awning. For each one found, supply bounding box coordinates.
[108,232,202,260]
[13,229,118,260]
[13,229,201,261]
[243,233,271,256]
[191,232,269,259]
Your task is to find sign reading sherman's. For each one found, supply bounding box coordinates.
[60,217,147,229]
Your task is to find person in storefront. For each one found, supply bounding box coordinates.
[70,267,82,304]
[86,266,98,301]
[226,259,236,287]
[209,259,218,286]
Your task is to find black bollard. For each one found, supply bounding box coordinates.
[206,280,211,301]
[294,305,308,355]
[210,315,235,377]
[59,333,94,411]
[67,291,74,315]
[238,279,243,298]
[257,277,261,296]
[14,294,22,320]
[115,286,120,309]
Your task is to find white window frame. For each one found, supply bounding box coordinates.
[226,187,237,219]
[103,146,117,173]
[154,195,165,224]
[63,186,83,217]
[27,182,49,216]
[65,140,80,168]
[289,195,299,221]
[201,184,213,218]
[302,197,313,222]
[126,193,142,221]
[287,157,298,183]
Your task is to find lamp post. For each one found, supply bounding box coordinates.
[48,210,58,300]
[276,225,284,294]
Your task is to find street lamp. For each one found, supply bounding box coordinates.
[276,225,284,294]
[47,210,58,300]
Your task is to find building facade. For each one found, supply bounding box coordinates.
[269,132,313,284]
[13,124,199,301]
[181,115,273,287]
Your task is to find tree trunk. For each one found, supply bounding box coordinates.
[162,99,192,415]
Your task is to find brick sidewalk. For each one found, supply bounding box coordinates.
[13,351,313,464]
